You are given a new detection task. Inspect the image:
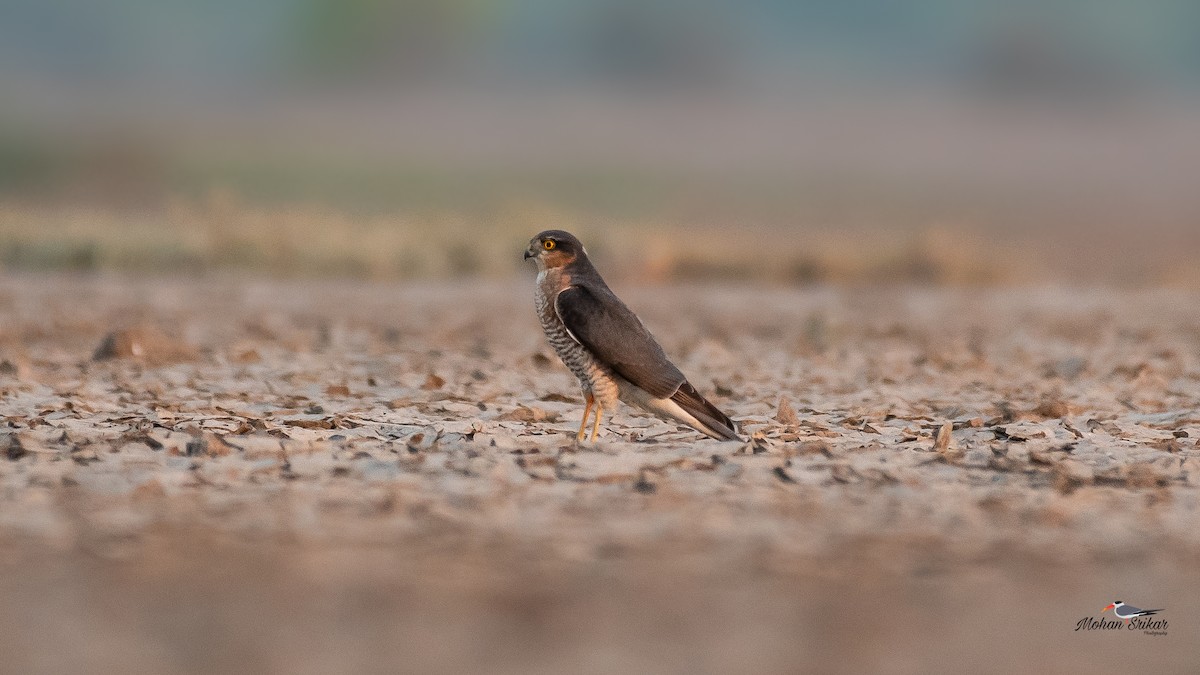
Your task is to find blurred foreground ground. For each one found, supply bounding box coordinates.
[0,275,1198,673]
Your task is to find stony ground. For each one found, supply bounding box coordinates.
[0,275,1197,674]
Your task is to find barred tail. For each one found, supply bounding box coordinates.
[670,381,740,441]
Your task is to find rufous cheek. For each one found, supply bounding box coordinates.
[543,251,575,268]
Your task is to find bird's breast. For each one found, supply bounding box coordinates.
[534,279,618,404]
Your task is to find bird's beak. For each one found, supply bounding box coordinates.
[1102,603,1115,612]
[523,248,535,260]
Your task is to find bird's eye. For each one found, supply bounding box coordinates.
[543,240,556,250]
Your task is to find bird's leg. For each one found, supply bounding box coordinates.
[576,393,595,441]
[589,405,603,442]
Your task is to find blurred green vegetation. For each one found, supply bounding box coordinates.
[1,132,1197,287]
[1,1,1197,287]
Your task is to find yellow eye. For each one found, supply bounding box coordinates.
[543,240,556,250]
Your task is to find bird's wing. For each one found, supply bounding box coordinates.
[1114,605,1161,618]
[554,285,685,398]
[670,380,740,441]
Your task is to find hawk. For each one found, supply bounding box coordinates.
[524,230,740,442]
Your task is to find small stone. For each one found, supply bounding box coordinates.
[93,325,196,365]
[934,421,962,460]
[497,406,556,423]
[1032,400,1070,419]
[775,395,800,425]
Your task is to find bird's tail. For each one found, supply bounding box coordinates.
[670,381,740,441]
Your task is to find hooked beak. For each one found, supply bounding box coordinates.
[523,248,534,260]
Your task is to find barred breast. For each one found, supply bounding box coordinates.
[535,272,620,407]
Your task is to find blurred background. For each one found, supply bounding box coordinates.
[3,6,1200,672]
[1,0,1198,284]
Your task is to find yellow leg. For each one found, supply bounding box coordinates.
[577,393,594,441]
[589,405,603,442]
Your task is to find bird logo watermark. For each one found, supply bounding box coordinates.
[1075,601,1168,636]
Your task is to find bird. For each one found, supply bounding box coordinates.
[1102,601,1162,621]
[524,230,740,442]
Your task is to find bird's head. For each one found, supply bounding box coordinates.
[1102,602,1121,612]
[525,230,585,270]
